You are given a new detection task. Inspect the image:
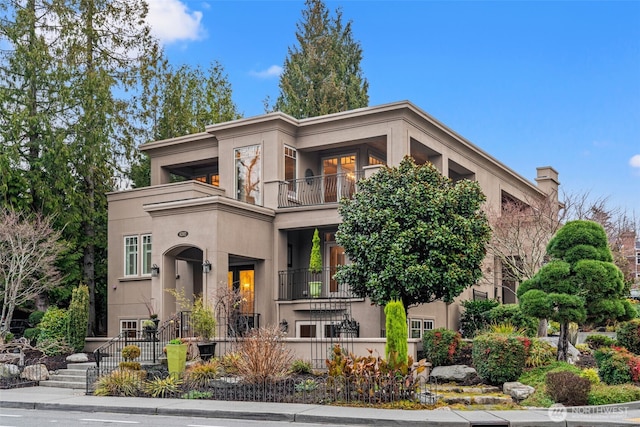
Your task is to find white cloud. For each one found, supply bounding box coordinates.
[249,65,283,79]
[146,0,205,45]
[630,154,640,168]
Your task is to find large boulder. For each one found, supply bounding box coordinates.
[20,364,49,381]
[538,337,581,363]
[503,381,535,401]
[0,364,20,378]
[66,353,89,363]
[429,365,477,383]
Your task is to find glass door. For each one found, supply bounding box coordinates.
[326,243,347,297]
[228,266,255,335]
[323,154,356,203]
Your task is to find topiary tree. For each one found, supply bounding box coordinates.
[67,284,90,352]
[309,228,322,274]
[384,300,408,368]
[459,299,500,338]
[518,220,635,361]
[335,156,491,311]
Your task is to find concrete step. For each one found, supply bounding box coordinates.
[40,379,85,389]
[40,362,97,391]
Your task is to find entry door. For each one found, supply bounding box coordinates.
[228,266,256,335]
[323,154,356,203]
[326,243,347,296]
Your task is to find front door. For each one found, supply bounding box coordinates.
[228,266,255,335]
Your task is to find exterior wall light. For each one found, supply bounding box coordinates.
[203,260,212,274]
[151,264,160,277]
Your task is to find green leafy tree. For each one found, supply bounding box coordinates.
[384,300,408,368]
[130,55,242,188]
[518,220,634,361]
[67,284,90,352]
[273,0,368,118]
[335,156,491,311]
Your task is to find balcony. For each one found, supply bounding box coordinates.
[278,267,357,300]
[278,172,363,208]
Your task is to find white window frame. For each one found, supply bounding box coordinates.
[296,320,343,338]
[234,144,262,205]
[409,318,434,339]
[120,319,138,338]
[284,145,297,197]
[142,234,152,276]
[124,236,138,277]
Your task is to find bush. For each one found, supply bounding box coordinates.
[472,333,526,385]
[37,307,69,355]
[289,359,313,375]
[422,328,461,366]
[185,359,221,387]
[384,300,408,368]
[545,371,591,406]
[585,334,616,350]
[594,346,640,385]
[94,370,144,396]
[459,299,500,338]
[28,311,45,326]
[23,327,40,343]
[588,383,640,405]
[143,375,183,398]
[235,324,294,383]
[616,319,640,354]
[580,368,600,384]
[525,338,557,368]
[486,304,538,337]
[121,345,141,361]
[518,361,582,388]
[118,361,141,371]
[67,285,89,352]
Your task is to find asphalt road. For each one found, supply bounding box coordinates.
[0,408,353,427]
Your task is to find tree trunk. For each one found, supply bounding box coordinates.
[557,321,569,362]
[537,318,548,337]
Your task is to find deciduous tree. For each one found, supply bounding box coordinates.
[335,157,491,311]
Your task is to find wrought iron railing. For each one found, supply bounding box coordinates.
[278,267,356,300]
[278,172,363,208]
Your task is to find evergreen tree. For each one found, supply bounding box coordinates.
[274,0,368,118]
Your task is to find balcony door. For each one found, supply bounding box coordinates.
[326,242,347,297]
[323,154,356,203]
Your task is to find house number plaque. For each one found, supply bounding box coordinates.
[177,231,188,237]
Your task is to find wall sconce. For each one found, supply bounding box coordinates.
[203,260,211,274]
[151,264,160,277]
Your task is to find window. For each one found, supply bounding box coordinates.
[124,234,152,277]
[296,321,342,338]
[299,324,317,338]
[285,146,297,192]
[368,153,385,166]
[120,320,138,338]
[124,236,138,276]
[235,145,261,205]
[142,234,152,275]
[409,318,434,339]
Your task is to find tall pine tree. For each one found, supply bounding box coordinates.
[274,0,368,119]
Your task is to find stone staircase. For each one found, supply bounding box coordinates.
[41,362,96,390]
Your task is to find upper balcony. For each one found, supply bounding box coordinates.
[278,171,364,208]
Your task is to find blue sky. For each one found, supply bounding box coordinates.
[146,0,640,217]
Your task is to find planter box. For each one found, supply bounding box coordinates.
[197,342,216,361]
[309,281,322,298]
[166,344,188,374]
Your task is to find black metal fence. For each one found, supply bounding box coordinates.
[86,367,437,405]
[0,358,47,389]
[278,267,357,300]
[278,172,363,208]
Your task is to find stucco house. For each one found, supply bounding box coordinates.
[106,101,559,362]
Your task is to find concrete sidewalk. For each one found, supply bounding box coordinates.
[2,386,640,426]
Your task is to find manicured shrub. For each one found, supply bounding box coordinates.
[459,299,499,338]
[143,375,183,398]
[616,319,640,354]
[545,371,591,406]
[585,334,616,350]
[588,383,640,405]
[518,361,582,388]
[121,345,141,361]
[118,361,141,371]
[67,285,90,352]
[525,338,557,368]
[28,311,45,326]
[37,307,69,355]
[185,359,221,387]
[384,300,408,368]
[289,359,313,375]
[94,370,144,396]
[422,328,461,366]
[472,333,526,385]
[580,368,600,384]
[594,346,640,385]
[486,304,538,337]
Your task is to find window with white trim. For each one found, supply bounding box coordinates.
[409,318,434,339]
[120,320,138,338]
[124,234,152,277]
[296,321,342,338]
[124,236,138,276]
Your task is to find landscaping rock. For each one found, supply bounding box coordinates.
[472,395,513,405]
[503,381,535,401]
[0,363,20,377]
[20,364,49,381]
[417,391,440,405]
[66,353,89,363]
[539,337,581,363]
[429,365,477,383]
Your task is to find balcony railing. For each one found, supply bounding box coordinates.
[278,267,357,300]
[278,172,363,208]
